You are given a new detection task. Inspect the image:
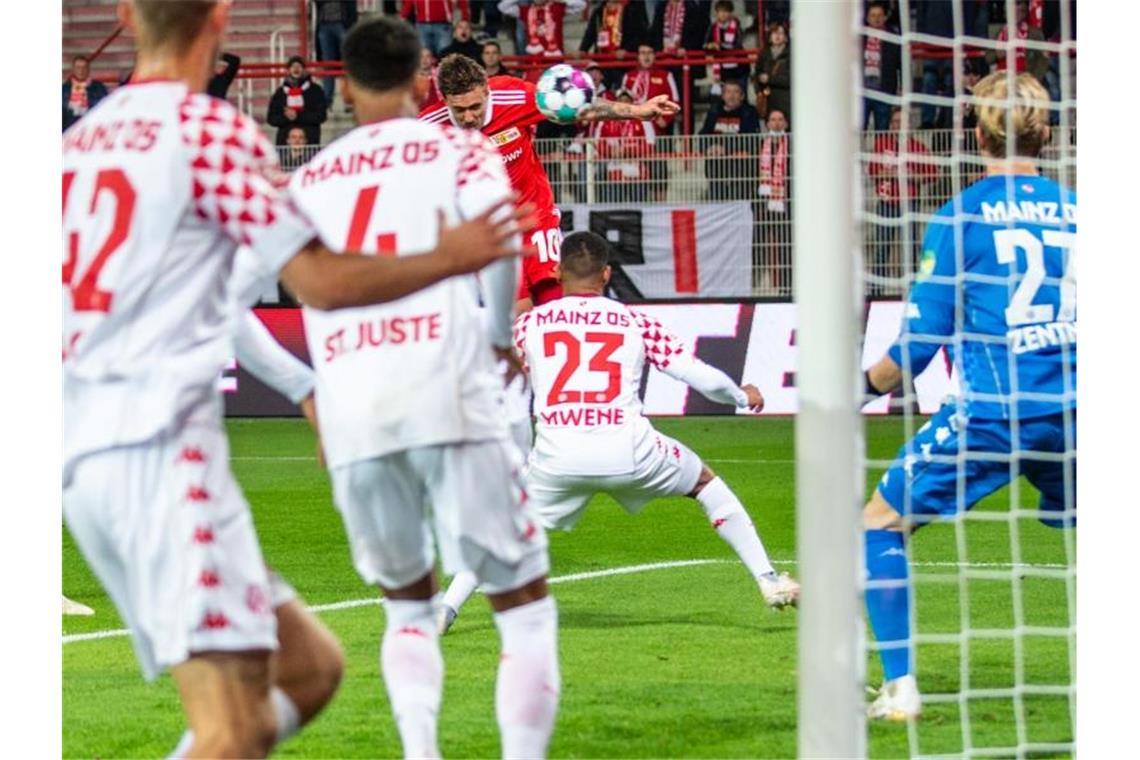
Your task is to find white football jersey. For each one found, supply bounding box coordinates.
[62,82,315,481]
[289,118,517,469]
[517,295,749,476]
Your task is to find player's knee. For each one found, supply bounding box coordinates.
[307,629,345,707]
[689,465,716,496]
[864,490,906,531]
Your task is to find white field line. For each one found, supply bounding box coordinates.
[61,557,1069,646]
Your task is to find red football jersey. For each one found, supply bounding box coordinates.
[420,76,563,304]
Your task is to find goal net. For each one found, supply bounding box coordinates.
[853,1,1077,757]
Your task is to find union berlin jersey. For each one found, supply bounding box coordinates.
[288,118,518,468]
[515,295,694,476]
[62,82,315,481]
[420,76,562,302]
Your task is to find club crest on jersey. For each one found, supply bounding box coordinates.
[918,249,936,279]
[490,127,522,146]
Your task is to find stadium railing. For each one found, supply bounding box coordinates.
[274,126,1075,301]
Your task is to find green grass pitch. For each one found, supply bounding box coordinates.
[62,417,1075,758]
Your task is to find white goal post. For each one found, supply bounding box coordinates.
[792,1,865,758]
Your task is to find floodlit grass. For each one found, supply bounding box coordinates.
[63,417,1074,758]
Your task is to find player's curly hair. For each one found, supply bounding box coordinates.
[972,71,1051,158]
[437,53,487,97]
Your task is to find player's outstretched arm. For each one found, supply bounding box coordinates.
[577,94,680,123]
[280,200,532,310]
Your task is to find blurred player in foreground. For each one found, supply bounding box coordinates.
[862,72,1076,721]
[287,18,560,758]
[62,2,525,756]
[439,232,799,634]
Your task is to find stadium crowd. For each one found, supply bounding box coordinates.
[62,0,1077,297]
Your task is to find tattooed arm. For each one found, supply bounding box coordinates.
[577,94,680,122]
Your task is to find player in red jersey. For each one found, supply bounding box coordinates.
[420,54,678,311]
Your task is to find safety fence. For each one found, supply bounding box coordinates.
[272,126,1075,300]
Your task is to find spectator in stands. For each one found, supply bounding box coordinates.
[650,0,710,110]
[593,89,657,203]
[584,60,612,100]
[862,0,901,131]
[699,79,759,202]
[481,40,517,77]
[915,0,958,129]
[992,0,1048,80]
[314,0,358,107]
[469,0,503,39]
[63,56,108,132]
[960,58,988,131]
[280,126,310,171]
[206,52,242,100]
[580,0,650,91]
[866,108,939,295]
[440,18,483,63]
[266,56,328,146]
[501,0,583,82]
[419,48,443,106]
[704,0,749,98]
[402,0,470,56]
[755,108,791,294]
[754,22,790,122]
[622,45,680,135]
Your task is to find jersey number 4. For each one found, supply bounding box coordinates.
[543,331,624,406]
[993,228,1076,326]
[62,169,137,313]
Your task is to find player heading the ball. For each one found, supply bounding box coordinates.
[862,72,1076,722]
[420,53,678,311]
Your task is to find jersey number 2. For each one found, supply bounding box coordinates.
[62,169,137,313]
[543,331,624,406]
[993,228,1076,326]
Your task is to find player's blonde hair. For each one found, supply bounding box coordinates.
[972,71,1051,158]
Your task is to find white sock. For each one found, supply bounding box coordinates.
[493,595,560,759]
[441,571,480,614]
[167,687,299,758]
[696,477,776,582]
[381,599,444,759]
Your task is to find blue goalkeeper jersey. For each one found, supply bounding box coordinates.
[888,174,1077,421]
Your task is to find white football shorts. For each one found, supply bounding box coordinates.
[63,404,277,681]
[329,438,549,594]
[526,428,704,531]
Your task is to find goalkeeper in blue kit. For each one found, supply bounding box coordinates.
[861,72,1076,721]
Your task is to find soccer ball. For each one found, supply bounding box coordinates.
[535,64,595,124]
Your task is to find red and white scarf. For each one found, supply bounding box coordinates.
[525,3,564,55]
[68,78,90,115]
[711,17,742,79]
[759,135,788,211]
[285,79,310,109]
[996,22,1029,73]
[662,0,686,53]
[596,1,625,53]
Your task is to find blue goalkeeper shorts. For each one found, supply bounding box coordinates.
[876,404,1076,528]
